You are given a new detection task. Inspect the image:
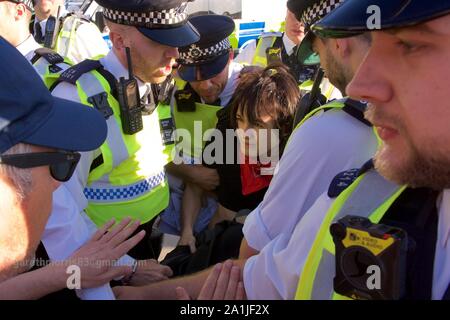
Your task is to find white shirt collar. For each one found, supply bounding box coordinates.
[16,34,41,61]
[100,50,150,99]
[216,61,243,107]
[282,33,297,56]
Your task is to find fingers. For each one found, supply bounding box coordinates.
[100,217,135,244]
[111,230,146,259]
[197,263,223,300]
[90,219,116,242]
[176,287,191,300]
[212,260,233,300]
[236,282,246,300]
[224,265,241,300]
[159,264,174,278]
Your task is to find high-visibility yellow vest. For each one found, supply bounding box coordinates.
[172,79,223,163]
[58,60,170,227]
[251,32,282,67]
[295,168,406,300]
[252,33,336,100]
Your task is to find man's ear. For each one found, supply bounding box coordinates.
[109,30,126,51]
[14,3,27,21]
[335,38,351,58]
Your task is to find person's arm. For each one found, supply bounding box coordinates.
[0,263,69,300]
[178,182,203,253]
[166,163,219,192]
[113,259,247,300]
[239,238,259,260]
[0,218,145,299]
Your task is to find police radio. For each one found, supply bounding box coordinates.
[43,6,62,49]
[330,215,409,300]
[117,47,143,135]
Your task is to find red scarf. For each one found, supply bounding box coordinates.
[240,155,273,196]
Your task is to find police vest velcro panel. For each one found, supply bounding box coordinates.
[55,14,88,61]
[56,59,169,226]
[295,168,406,300]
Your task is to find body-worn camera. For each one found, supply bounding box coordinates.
[330,215,409,300]
[266,47,282,65]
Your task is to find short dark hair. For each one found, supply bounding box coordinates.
[230,63,301,150]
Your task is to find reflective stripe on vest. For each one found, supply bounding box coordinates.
[84,171,165,203]
[76,72,129,171]
[73,68,169,226]
[295,169,406,300]
[55,15,83,63]
[299,78,336,100]
[252,36,278,67]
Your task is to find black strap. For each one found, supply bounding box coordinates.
[443,284,450,300]
[342,98,372,126]
[30,48,65,65]
[381,188,439,300]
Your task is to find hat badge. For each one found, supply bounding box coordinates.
[189,44,202,58]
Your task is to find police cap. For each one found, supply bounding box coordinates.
[313,0,450,38]
[95,0,200,47]
[177,14,235,82]
[292,0,345,65]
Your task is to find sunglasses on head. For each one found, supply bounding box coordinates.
[0,151,81,182]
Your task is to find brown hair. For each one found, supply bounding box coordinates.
[229,63,301,151]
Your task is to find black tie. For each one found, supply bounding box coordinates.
[34,23,44,44]
[140,84,157,115]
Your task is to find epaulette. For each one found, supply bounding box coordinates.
[328,160,374,198]
[58,59,103,85]
[31,48,65,65]
[342,97,372,127]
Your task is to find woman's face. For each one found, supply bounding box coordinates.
[235,109,278,160]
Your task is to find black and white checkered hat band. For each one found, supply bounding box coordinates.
[179,38,231,65]
[103,2,189,27]
[301,0,344,28]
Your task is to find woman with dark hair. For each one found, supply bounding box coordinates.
[210,63,301,226]
[162,64,301,275]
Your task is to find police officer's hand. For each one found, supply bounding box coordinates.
[129,259,173,286]
[176,260,246,300]
[190,165,220,191]
[65,217,145,289]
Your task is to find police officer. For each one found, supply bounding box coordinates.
[0,0,70,86]
[236,5,317,85]
[293,0,450,300]
[50,0,200,261]
[32,0,109,63]
[160,14,242,253]
[111,0,381,300]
